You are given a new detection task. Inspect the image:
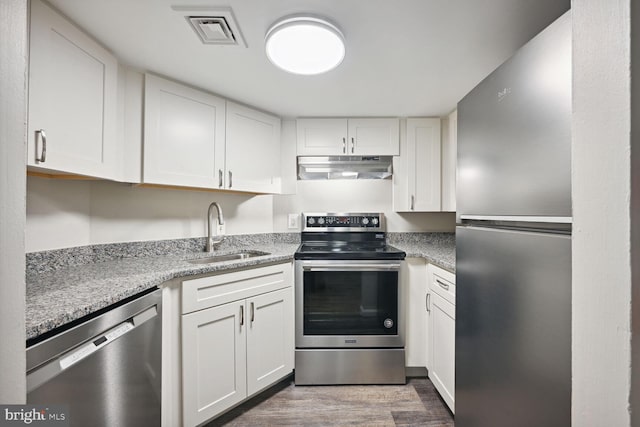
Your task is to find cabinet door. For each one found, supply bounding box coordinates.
[348,118,400,155]
[403,258,428,368]
[296,118,347,155]
[182,300,246,427]
[246,288,294,396]
[28,0,118,179]
[429,291,455,413]
[143,74,225,189]
[225,102,282,193]
[441,110,457,212]
[396,118,441,211]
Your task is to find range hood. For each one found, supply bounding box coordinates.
[297,156,393,180]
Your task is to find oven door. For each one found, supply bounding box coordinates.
[295,260,404,348]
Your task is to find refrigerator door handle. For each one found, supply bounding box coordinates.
[460,215,572,223]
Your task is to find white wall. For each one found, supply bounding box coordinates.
[572,2,633,425]
[26,176,274,252]
[273,180,455,232]
[0,0,26,403]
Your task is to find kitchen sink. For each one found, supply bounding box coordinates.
[186,251,270,265]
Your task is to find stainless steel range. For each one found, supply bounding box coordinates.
[294,212,406,385]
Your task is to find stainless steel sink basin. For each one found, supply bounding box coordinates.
[186,251,269,265]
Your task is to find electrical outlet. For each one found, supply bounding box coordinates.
[288,214,299,229]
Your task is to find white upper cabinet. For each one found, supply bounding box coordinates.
[28,0,118,179]
[441,110,457,212]
[143,74,225,189]
[393,118,442,211]
[347,118,400,155]
[143,75,283,193]
[225,102,281,193]
[296,118,347,155]
[297,118,399,156]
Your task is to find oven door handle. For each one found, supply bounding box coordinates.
[302,263,401,272]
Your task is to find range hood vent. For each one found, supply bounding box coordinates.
[297,156,393,180]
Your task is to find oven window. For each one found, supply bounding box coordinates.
[303,270,398,335]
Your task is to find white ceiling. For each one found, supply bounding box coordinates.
[46,0,569,118]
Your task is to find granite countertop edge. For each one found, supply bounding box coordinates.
[26,243,297,340]
[27,235,456,340]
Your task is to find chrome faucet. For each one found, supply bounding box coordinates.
[206,202,225,252]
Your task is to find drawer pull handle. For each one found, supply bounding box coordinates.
[218,169,223,188]
[351,137,355,153]
[426,293,431,313]
[342,137,346,154]
[436,279,450,291]
[240,305,244,326]
[250,302,255,322]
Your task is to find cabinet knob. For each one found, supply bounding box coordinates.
[36,129,47,163]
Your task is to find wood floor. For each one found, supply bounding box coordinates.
[207,377,455,426]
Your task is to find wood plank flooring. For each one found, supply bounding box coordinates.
[207,377,454,426]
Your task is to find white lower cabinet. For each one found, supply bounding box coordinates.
[180,264,294,427]
[246,288,293,395]
[427,264,456,413]
[402,258,428,368]
[182,300,246,425]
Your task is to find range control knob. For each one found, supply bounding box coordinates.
[372,217,379,226]
[308,217,315,225]
[318,217,325,225]
[362,217,369,225]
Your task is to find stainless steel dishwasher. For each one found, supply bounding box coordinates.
[27,288,162,427]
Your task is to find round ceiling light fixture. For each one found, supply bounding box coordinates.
[265,15,345,75]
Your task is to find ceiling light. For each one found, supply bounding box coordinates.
[265,15,345,75]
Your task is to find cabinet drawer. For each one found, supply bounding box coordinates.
[429,265,456,305]
[182,263,292,314]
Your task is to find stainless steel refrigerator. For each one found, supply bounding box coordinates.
[455,11,571,427]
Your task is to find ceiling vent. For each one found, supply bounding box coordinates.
[172,6,247,47]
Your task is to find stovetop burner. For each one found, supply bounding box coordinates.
[294,213,405,261]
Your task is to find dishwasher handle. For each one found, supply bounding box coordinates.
[27,304,158,393]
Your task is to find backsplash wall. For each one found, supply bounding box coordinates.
[27,176,455,253]
[26,176,274,252]
[272,180,455,233]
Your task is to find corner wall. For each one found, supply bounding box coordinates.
[0,0,27,403]
[572,2,633,425]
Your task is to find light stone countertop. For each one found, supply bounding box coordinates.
[388,232,456,272]
[26,242,298,341]
[26,232,455,340]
